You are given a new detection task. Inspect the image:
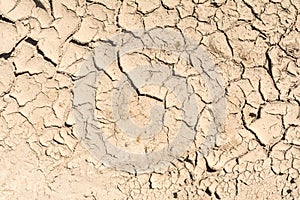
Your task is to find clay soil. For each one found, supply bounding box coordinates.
[0,0,299,199]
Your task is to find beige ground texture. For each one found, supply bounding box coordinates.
[0,0,300,199]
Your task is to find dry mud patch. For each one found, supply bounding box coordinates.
[0,0,300,199]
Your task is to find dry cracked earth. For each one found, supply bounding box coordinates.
[0,0,300,199]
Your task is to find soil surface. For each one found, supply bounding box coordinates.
[0,0,299,199]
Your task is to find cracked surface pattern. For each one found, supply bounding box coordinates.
[0,0,299,199]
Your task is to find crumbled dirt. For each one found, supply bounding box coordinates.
[0,0,299,199]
